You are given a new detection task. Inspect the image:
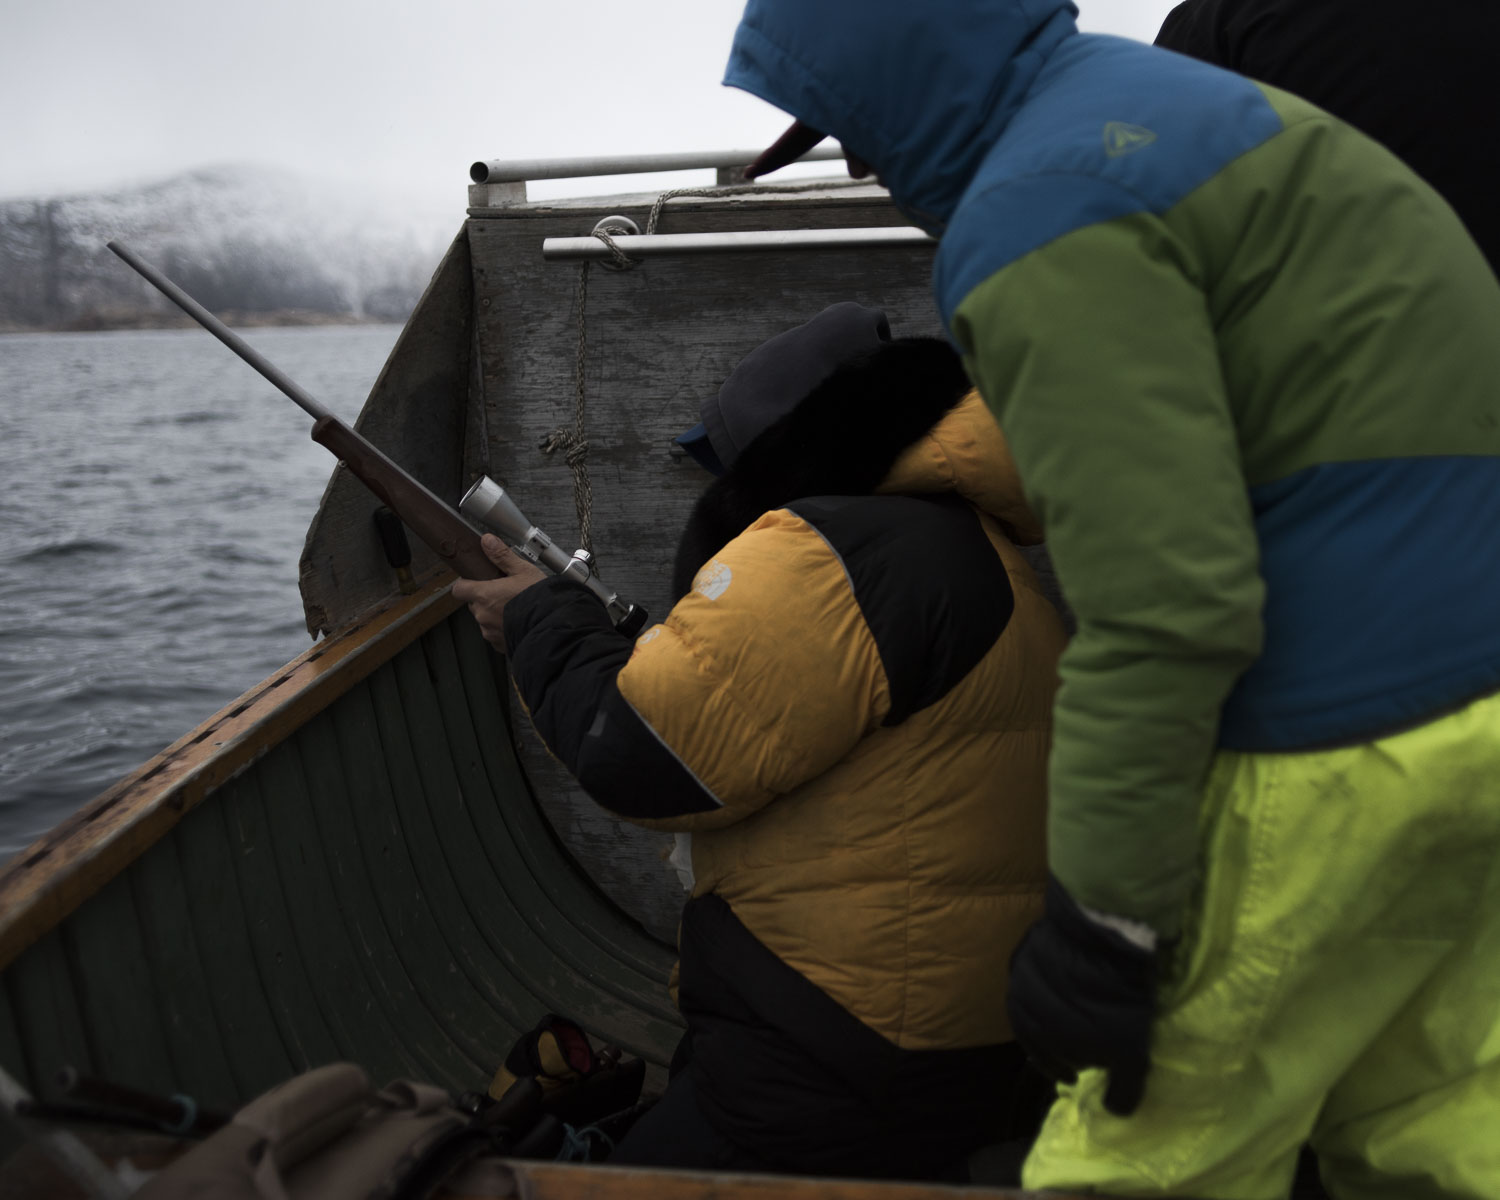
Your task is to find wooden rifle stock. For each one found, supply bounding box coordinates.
[310,416,499,582]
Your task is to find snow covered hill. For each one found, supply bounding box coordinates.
[0,165,459,330]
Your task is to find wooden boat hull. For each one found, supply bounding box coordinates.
[0,579,680,1131]
[0,179,1085,1194]
[2,177,936,1112]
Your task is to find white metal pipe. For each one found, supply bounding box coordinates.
[471,147,846,184]
[541,226,935,261]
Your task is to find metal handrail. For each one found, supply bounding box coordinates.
[541,226,935,261]
[471,146,846,185]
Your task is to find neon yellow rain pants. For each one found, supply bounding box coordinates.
[1024,686,1500,1199]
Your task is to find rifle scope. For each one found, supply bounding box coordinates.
[461,476,648,637]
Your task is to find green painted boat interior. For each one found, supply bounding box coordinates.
[0,609,681,1122]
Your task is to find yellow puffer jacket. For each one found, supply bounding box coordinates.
[613,391,1063,1050]
[504,344,1064,1170]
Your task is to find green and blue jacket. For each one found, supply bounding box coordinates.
[726,0,1500,933]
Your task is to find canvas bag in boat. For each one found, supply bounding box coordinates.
[135,1062,509,1200]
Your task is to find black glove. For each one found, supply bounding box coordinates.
[1006,875,1159,1116]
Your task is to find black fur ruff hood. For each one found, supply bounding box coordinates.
[673,337,1012,597]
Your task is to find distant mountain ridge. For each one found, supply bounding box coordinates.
[0,165,457,331]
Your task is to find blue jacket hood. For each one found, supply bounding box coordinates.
[724,0,1079,234]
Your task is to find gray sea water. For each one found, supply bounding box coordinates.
[0,324,402,856]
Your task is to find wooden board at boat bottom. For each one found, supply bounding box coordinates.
[0,1130,1137,1200]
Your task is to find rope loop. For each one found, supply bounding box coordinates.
[592,223,642,271]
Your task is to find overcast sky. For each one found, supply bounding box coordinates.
[1,0,1179,218]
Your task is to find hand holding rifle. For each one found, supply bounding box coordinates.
[453,535,547,648]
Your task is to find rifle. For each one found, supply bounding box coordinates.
[107,241,646,636]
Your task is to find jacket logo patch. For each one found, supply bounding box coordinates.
[636,626,663,645]
[1103,122,1157,158]
[693,559,733,601]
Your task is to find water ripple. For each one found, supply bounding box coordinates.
[1,323,398,855]
[7,538,118,564]
[137,410,234,427]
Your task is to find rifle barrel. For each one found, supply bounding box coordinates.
[104,240,501,583]
[106,240,332,422]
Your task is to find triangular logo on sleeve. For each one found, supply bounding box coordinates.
[1103,122,1157,158]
